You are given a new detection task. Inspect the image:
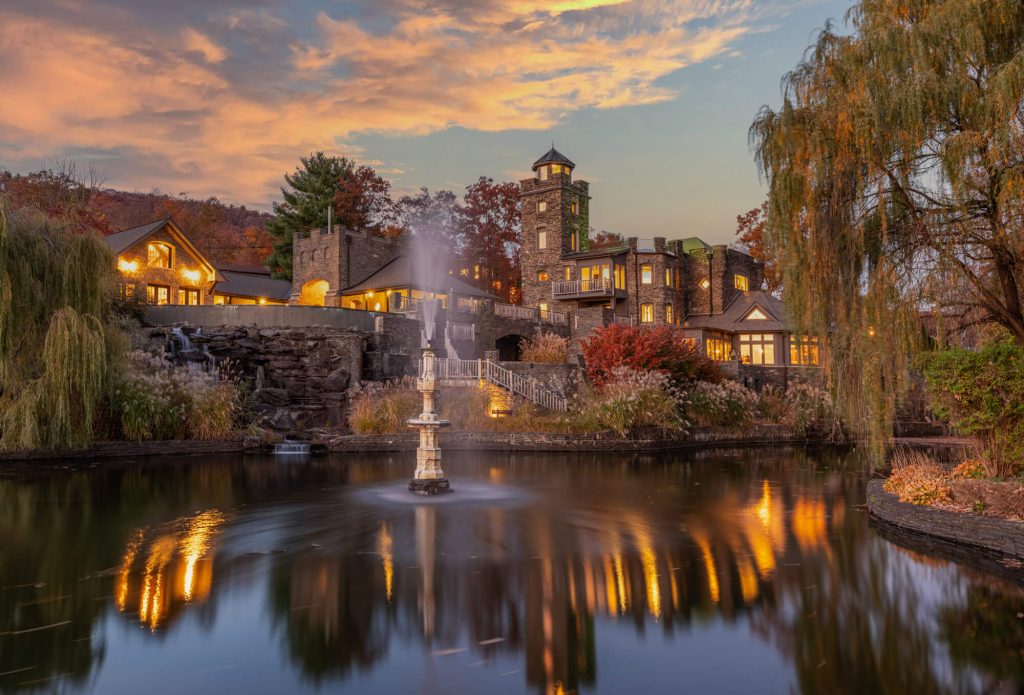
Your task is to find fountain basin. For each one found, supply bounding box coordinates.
[408,478,452,495]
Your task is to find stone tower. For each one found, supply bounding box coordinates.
[289,225,403,306]
[519,147,590,309]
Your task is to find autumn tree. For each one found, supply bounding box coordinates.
[457,177,521,301]
[333,165,401,237]
[589,230,625,249]
[580,324,720,387]
[751,0,1024,456]
[734,201,781,293]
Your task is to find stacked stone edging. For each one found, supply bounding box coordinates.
[867,479,1024,559]
[323,424,829,453]
[0,439,246,462]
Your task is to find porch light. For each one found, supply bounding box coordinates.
[182,268,201,283]
[118,258,139,274]
[259,297,267,305]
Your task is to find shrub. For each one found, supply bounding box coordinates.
[920,341,1024,476]
[113,351,239,441]
[685,380,758,427]
[757,385,789,423]
[347,378,421,434]
[520,332,569,363]
[573,367,687,435]
[951,459,986,480]
[580,324,720,387]
[781,383,835,435]
[884,449,952,505]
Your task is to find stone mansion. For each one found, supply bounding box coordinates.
[107,147,819,383]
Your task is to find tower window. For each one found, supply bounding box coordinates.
[552,164,563,175]
[537,270,549,282]
[665,304,673,324]
[539,166,548,181]
[538,230,547,250]
[538,201,547,212]
[570,201,578,214]
[640,264,652,284]
[640,303,654,323]
[564,266,572,281]
[734,274,749,291]
[665,268,672,286]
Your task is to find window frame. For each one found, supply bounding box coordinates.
[738,333,776,365]
[640,303,654,323]
[640,264,653,285]
[538,230,547,250]
[734,274,749,291]
[789,336,820,366]
[146,283,171,306]
[147,242,173,269]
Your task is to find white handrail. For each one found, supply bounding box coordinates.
[427,358,567,411]
[552,278,613,296]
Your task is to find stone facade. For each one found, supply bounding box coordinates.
[290,226,404,306]
[112,224,217,306]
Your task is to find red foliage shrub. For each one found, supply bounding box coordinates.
[580,324,721,387]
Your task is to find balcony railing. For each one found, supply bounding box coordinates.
[539,308,568,325]
[552,278,613,297]
[450,323,475,341]
[389,295,421,313]
[495,302,538,321]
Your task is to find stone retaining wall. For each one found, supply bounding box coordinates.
[0,439,246,462]
[321,424,827,452]
[867,479,1024,559]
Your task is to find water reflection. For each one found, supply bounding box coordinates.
[0,449,1022,693]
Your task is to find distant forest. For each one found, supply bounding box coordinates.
[0,168,273,267]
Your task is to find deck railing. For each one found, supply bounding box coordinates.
[450,323,475,341]
[494,302,538,321]
[552,278,613,296]
[389,295,421,313]
[428,358,567,411]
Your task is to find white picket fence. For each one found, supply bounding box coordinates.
[427,358,567,411]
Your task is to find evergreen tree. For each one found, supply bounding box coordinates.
[265,153,355,279]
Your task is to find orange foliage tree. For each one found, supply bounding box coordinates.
[580,324,721,387]
[734,201,780,293]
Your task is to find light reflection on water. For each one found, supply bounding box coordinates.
[0,448,1022,694]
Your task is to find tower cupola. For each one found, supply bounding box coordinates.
[532,146,575,181]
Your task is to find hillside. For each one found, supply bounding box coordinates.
[0,169,273,267]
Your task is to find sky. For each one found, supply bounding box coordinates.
[0,0,852,244]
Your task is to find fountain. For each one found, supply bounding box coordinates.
[408,298,452,495]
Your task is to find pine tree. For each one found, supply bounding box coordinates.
[265,153,355,279]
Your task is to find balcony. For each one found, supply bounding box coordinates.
[552,278,614,298]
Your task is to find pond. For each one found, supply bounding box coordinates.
[1,448,1022,694]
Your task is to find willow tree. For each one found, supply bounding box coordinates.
[751,0,1024,455]
[0,197,122,450]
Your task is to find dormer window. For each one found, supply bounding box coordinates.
[147,242,172,268]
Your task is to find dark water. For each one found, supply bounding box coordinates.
[1,448,1022,694]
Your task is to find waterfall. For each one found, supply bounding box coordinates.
[171,326,192,353]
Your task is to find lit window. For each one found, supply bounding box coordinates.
[565,266,572,281]
[539,166,549,181]
[571,232,577,251]
[537,270,549,282]
[538,230,547,250]
[539,301,549,319]
[552,164,563,175]
[739,334,775,365]
[146,284,170,305]
[614,264,625,290]
[734,274,749,291]
[460,267,469,277]
[665,304,673,324]
[641,264,652,284]
[570,201,578,214]
[705,337,730,361]
[700,278,711,290]
[474,264,481,280]
[790,336,820,366]
[746,308,768,320]
[177,289,200,305]
[538,201,547,212]
[640,303,654,323]
[665,268,672,286]
[147,243,172,268]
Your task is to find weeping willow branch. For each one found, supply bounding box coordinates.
[750,0,1024,460]
[0,195,123,450]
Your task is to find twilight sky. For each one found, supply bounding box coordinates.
[0,0,851,244]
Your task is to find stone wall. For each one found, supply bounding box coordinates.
[867,479,1024,559]
[154,325,368,431]
[146,304,384,330]
[290,226,404,305]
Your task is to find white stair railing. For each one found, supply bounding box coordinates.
[427,358,567,411]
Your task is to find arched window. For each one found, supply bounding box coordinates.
[147,242,172,268]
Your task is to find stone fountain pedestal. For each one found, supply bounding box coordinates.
[408,315,452,495]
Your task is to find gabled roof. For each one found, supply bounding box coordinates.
[215,269,293,301]
[532,146,575,171]
[103,218,171,254]
[684,291,789,333]
[341,256,498,299]
[104,218,222,281]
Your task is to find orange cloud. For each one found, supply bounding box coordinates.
[0,0,770,203]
